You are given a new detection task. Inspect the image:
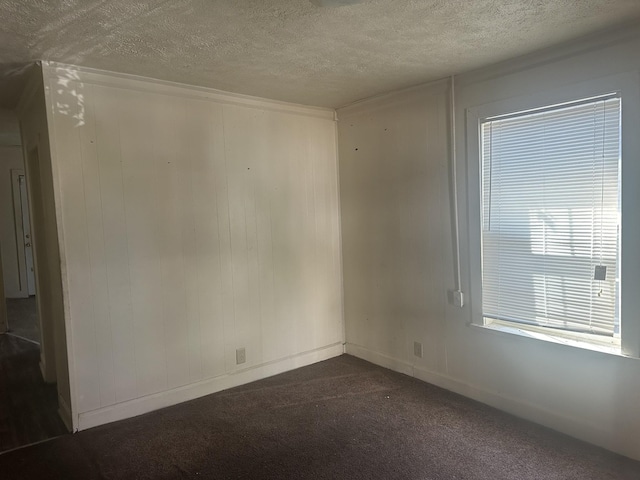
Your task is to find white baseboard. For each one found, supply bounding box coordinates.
[77,343,344,431]
[345,343,414,376]
[344,343,631,460]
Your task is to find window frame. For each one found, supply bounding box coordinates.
[465,73,640,358]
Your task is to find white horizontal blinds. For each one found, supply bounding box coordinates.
[481,96,621,336]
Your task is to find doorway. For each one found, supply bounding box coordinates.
[5,169,39,344]
[0,146,67,453]
[13,170,37,297]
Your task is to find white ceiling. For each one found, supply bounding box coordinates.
[1,0,640,109]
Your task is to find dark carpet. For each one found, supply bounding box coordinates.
[1,354,638,479]
[0,334,67,453]
[5,298,40,344]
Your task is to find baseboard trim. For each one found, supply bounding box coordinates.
[344,343,629,459]
[77,343,344,431]
[345,343,414,376]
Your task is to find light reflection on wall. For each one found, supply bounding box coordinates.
[54,66,85,127]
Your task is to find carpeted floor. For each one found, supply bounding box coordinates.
[0,334,67,453]
[5,298,39,344]
[0,354,638,479]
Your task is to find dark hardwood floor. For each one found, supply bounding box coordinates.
[0,333,68,453]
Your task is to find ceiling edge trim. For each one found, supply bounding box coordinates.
[41,61,336,121]
[336,78,449,119]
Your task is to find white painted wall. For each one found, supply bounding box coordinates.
[0,109,27,298]
[339,29,640,461]
[339,81,452,373]
[41,63,344,430]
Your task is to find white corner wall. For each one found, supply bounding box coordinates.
[42,63,344,430]
[339,29,640,461]
[338,80,453,374]
[17,69,72,429]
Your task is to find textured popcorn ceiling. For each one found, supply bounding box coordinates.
[1,0,640,108]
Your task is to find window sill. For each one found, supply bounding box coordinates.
[471,319,623,357]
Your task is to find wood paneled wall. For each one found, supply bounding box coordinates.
[43,65,343,426]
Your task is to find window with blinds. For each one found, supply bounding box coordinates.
[480,95,621,337]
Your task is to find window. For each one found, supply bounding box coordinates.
[465,74,640,358]
[479,95,621,343]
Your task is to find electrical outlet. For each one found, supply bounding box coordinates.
[413,341,423,358]
[453,290,464,308]
[236,347,246,365]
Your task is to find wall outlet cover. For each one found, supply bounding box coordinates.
[236,347,246,365]
[413,341,423,358]
[453,290,464,308]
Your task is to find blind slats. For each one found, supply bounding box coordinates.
[481,97,621,336]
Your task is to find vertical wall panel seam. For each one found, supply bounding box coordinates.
[183,98,202,383]
[90,83,117,406]
[333,116,346,346]
[114,89,140,398]
[74,80,103,408]
[157,99,170,392]
[250,133,264,364]
[208,103,223,377]
[178,98,192,384]
[220,105,236,372]
[310,122,319,343]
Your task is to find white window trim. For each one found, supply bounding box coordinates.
[465,72,640,358]
[471,321,622,356]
